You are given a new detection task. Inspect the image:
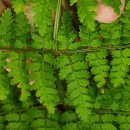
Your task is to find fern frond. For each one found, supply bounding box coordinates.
[116,115,130,129]
[0,0,130,129]
[94,75,130,111]
[26,108,61,130]
[14,12,31,48]
[4,113,19,122]
[92,123,117,130]
[101,114,115,123]
[0,9,13,48]
[57,53,91,121]
[77,0,97,30]
[110,49,130,87]
[80,25,101,47]
[31,29,54,49]
[60,11,73,36]
[0,52,10,100]
[100,22,122,46]
[61,111,90,130]
[29,0,56,50]
[0,105,61,130]
[120,1,130,45]
[86,50,110,88]
[57,12,79,50]
[11,0,25,14]
[32,0,56,36]
[27,52,59,114]
[90,113,130,130]
[6,52,30,101]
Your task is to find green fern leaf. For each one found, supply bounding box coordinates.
[61,111,89,129]
[120,5,130,45]
[57,12,78,50]
[116,115,126,124]
[102,123,117,130]
[56,54,70,68]
[27,52,59,114]
[6,52,30,101]
[60,11,73,35]
[5,122,20,130]
[91,123,117,130]
[91,124,102,130]
[61,111,76,122]
[110,49,130,87]
[77,0,97,30]
[126,1,130,10]
[4,113,19,121]
[86,50,110,88]
[26,108,61,130]
[0,52,10,100]
[0,9,13,47]
[100,22,122,46]
[30,0,56,49]
[14,12,31,48]
[32,0,55,36]
[31,119,45,128]
[32,30,54,49]
[11,0,25,14]
[101,114,115,123]
[120,124,130,130]
[57,53,91,121]
[80,25,101,47]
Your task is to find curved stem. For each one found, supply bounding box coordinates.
[53,0,62,52]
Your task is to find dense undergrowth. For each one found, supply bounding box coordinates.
[0,0,130,129]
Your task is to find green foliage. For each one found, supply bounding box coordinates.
[120,1,130,45]
[14,12,31,48]
[57,12,91,121]
[80,25,101,47]
[27,52,59,114]
[0,52,10,100]
[31,0,56,50]
[86,50,109,88]
[10,0,25,14]
[57,53,91,121]
[77,0,97,31]
[32,0,56,36]
[110,49,130,87]
[0,9,13,47]
[0,102,61,130]
[94,76,130,111]
[57,12,79,50]
[0,0,130,130]
[6,52,30,101]
[100,22,122,46]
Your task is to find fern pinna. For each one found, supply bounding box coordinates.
[0,0,130,130]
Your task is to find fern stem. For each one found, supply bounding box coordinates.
[1,106,130,116]
[1,44,130,53]
[94,109,130,115]
[53,0,62,52]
